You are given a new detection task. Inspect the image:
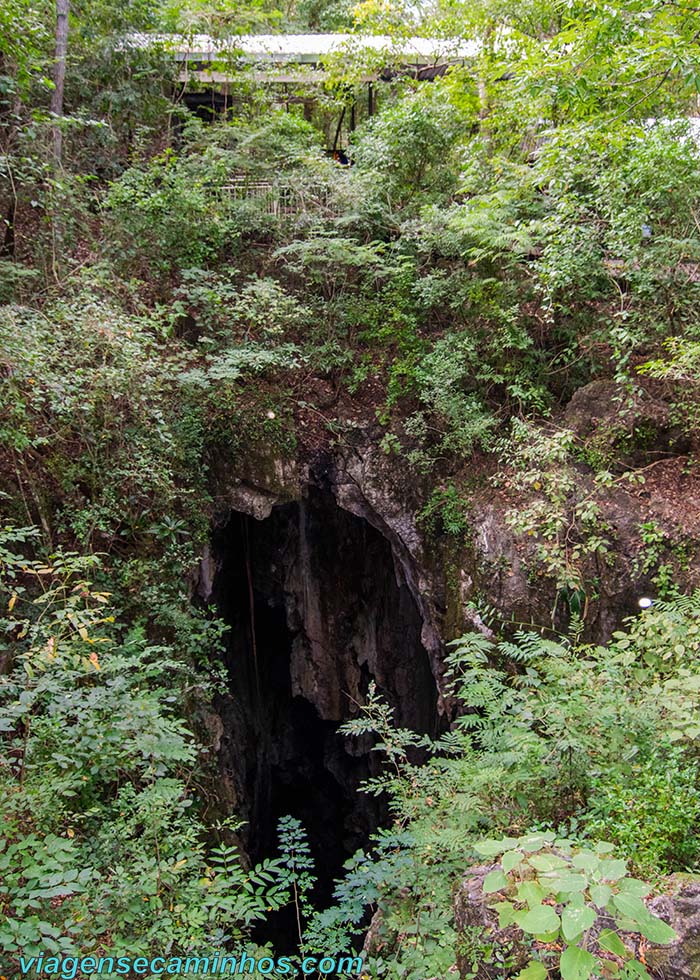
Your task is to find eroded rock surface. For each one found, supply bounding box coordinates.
[647,878,700,980]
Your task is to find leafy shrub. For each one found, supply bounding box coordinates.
[476,832,675,980]
[0,296,208,551]
[326,597,700,978]
[106,114,336,279]
[585,753,700,876]
[106,146,247,276]
[532,121,700,367]
[351,82,475,207]
[418,484,470,538]
[0,529,297,965]
[0,259,41,303]
[494,420,616,595]
[185,274,312,342]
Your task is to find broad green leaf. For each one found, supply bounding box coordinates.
[549,873,588,893]
[503,850,523,873]
[598,928,628,957]
[529,854,569,873]
[519,833,555,852]
[617,878,652,898]
[598,858,628,881]
[559,943,596,980]
[590,883,612,907]
[573,851,599,873]
[491,900,517,928]
[613,894,676,944]
[483,870,509,893]
[562,904,596,942]
[516,963,548,980]
[514,903,560,935]
[518,880,547,904]
[636,916,677,945]
[616,914,640,934]
[612,893,648,923]
[475,838,516,858]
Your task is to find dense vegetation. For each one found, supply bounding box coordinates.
[4,0,700,978]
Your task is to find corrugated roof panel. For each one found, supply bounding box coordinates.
[129,32,478,64]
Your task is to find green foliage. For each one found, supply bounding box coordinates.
[0,259,42,303]
[106,112,334,279]
[106,146,247,277]
[162,0,284,35]
[277,817,316,948]
[173,271,312,344]
[330,597,700,977]
[639,338,700,443]
[350,84,476,208]
[0,0,51,97]
[283,0,355,31]
[633,520,691,598]
[531,122,700,366]
[6,1,700,974]
[476,833,674,979]
[444,602,700,834]
[494,420,616,595]
[0,528,293,964]
[586,752,700,876]
[418,484,470,538]
[0,293,208,552]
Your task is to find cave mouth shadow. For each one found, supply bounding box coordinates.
[209,487,440,946]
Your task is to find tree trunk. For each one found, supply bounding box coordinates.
[50,0,70,163]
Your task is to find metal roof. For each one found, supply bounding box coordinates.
[131,32,479,65]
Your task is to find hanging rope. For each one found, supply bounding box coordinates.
[242,515,261,703]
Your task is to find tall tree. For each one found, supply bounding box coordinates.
[50,0,69,163]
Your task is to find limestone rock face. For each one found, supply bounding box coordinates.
[195,421,700,934]
[205,480,440,888]
[200,421,700,702]
[647,879,700,980]
[564,378,674,454]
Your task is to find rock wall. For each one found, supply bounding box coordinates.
[202,417,693,684]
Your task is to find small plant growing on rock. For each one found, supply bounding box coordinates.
[474,832,676,980]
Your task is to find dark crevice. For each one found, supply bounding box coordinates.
[209,487,440,945]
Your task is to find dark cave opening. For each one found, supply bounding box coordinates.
[209,487,440,945]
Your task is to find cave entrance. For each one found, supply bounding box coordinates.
[210,486,439,937]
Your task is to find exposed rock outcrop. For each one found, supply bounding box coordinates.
[194,416,700,941]
[647,878,700,980]
[200,418,700,702]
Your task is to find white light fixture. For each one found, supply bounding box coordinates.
[638,597,653,609]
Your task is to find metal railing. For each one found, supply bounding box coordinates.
[221,175,340,216]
